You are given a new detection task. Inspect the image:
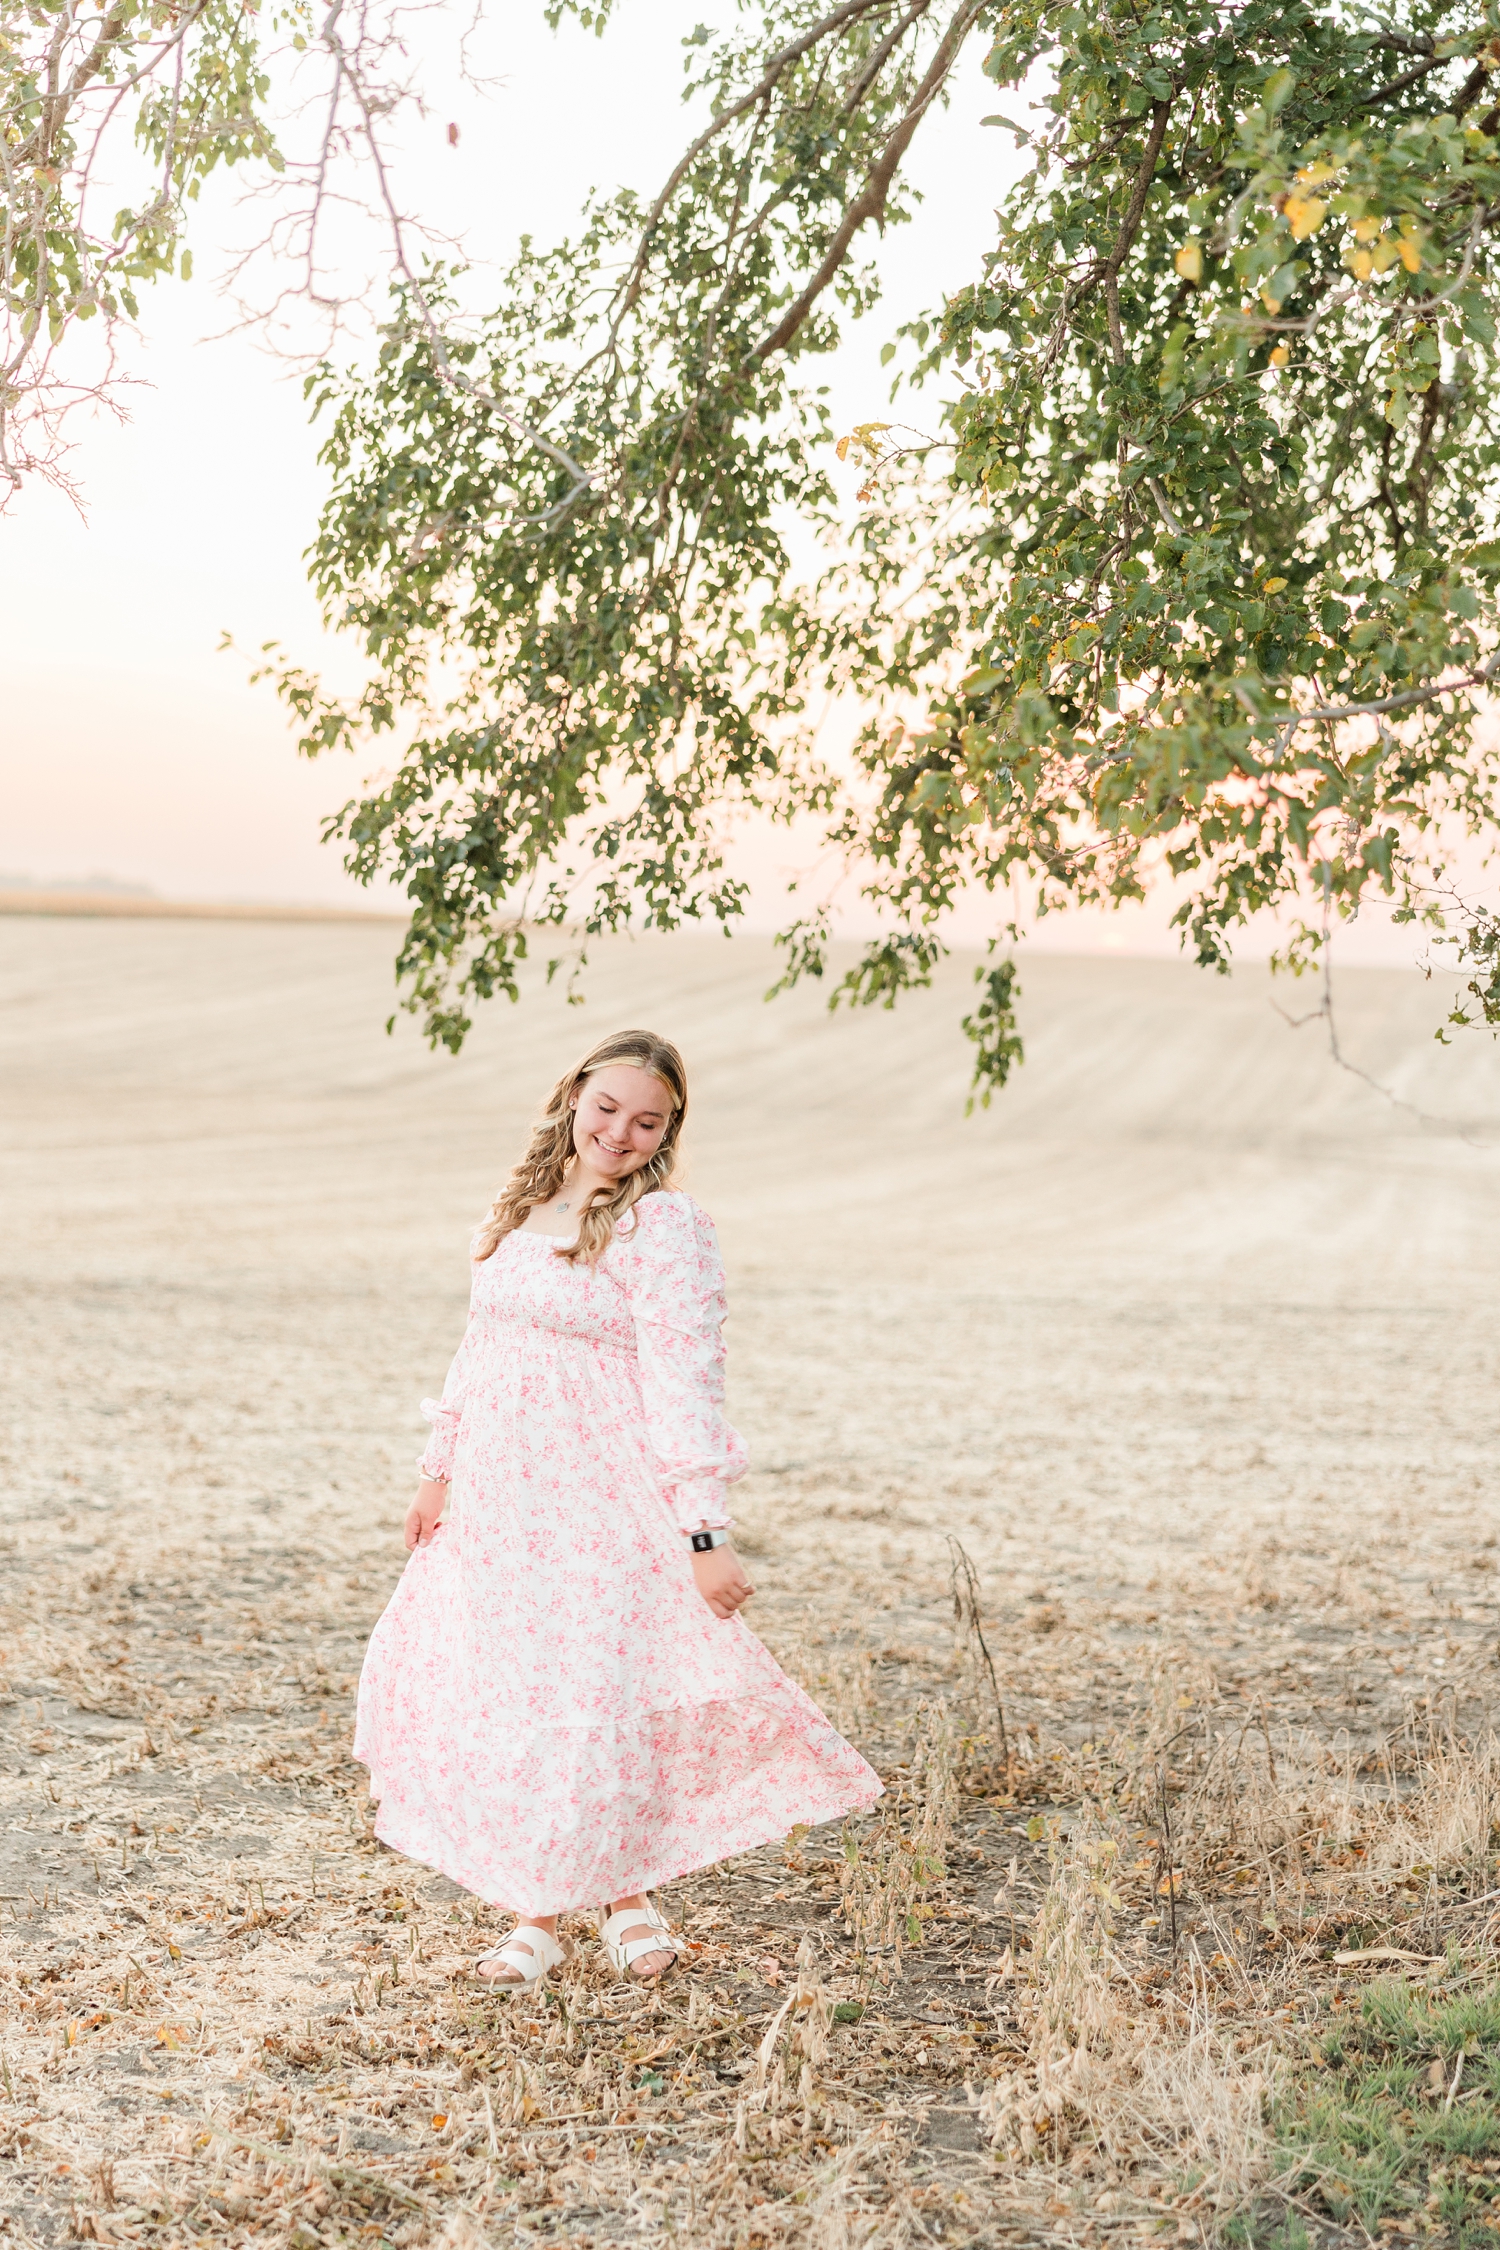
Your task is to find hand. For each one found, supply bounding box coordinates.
[691,1541,753,1620]
[404,1478,448,1552]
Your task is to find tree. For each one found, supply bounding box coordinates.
[0,0,464,499]
[0,0,276,494]
[265,0,1500,1096]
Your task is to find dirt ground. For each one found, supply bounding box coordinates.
[3,915,1500,2250]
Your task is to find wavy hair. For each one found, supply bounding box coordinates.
[474,1030,688,1266]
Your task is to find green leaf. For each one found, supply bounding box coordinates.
[258,0,1500,1101]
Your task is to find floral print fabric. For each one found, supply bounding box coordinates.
[354,1191,881,1912]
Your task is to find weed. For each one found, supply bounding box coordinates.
[838,1700,957,1964]
[1276,1974,1500,2241]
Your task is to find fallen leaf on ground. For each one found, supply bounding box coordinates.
[1331,1947,1440,1966]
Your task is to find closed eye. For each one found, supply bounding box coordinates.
[594,1099,663,1128]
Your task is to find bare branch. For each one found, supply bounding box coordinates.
[1264,657,1500,729]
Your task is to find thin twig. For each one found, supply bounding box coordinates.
[946,1536,1007,1762]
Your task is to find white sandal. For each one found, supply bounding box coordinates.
[471,1923,572,1987]
[598,1901,683,1983]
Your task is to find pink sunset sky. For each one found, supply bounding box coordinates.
[0,3,1470,972]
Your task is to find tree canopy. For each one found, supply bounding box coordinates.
[262,0,1500,1094]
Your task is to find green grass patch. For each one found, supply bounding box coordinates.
[1274,1969,1500,2243]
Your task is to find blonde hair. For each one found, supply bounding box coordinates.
[475,1030,688,1266]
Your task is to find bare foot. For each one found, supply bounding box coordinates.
[608,1894,674,1981]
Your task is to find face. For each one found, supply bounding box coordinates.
[570,1064,675,1182]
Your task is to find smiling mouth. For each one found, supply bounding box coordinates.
[595,1137,632,1157]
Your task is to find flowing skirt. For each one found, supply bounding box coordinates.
[353,1330,881,1912]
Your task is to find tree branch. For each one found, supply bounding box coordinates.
[325,12,598,514]
[748,0,985,363]
[1355,53,1448,110]
[1263,658,1500,728]
[614,0,897,323]
[842,0,934,114]
[1452,59,1490,118]
[1102,98,1173,284]
[1041,96,1172,375]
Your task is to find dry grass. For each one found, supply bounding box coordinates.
[6,921,1500,2247]
[0,1560,980,2250]
[3,1533,1499,2249]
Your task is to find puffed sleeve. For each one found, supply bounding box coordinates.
[608,1192,747,1532]
[415,1245,485,1480]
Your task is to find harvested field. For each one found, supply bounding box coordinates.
[4,915,1500,2248]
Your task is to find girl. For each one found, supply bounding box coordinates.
[354,1030,881,1986]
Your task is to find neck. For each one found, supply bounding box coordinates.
[561,1155,623,1211]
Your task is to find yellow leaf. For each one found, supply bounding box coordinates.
[1270,345,1290,368]
[1297,159,1340,186]
[1260,289,1283,314]
[835,436,850,462]
[1175,241,1202,283]
[1352,216,1381,244]
[1398,237,1423,273]
[1284,194,1327,241]
[1373,236,1401,274]
[1263,576,1288,593]
[1346,248,1375,281]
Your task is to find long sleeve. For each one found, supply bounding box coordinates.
[415,1257,483,1479]
[609,1192,747,1532]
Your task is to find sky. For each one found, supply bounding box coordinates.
[0,2,1454,969]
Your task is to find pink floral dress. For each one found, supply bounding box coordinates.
[354,1190,881,1914]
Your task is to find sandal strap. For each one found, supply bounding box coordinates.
[599,1905,682,1970]
[615,1930,681,1967]
[474,1925,567,1981]
[599,1903,672,1941]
